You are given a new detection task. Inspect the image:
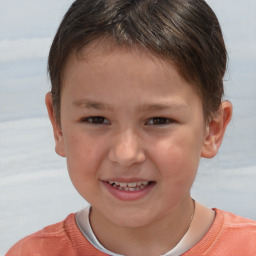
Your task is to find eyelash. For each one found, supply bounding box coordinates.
[83,116,110,125]
[82,116,175,126]
[146,117,175,125]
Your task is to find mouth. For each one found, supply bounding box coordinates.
[102,179,155,201]
[107,181,152,192]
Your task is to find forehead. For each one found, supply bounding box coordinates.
[61,40,204,116]
[63,38,189,87]
[62,41,203,113]
[62,38,203,103]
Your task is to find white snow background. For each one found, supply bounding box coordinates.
[1,0,256,254]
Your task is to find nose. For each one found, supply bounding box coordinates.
[108,129,146,167]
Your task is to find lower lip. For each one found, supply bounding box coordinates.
[102,181,155,201]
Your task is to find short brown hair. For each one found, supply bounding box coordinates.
[48,0,227,124]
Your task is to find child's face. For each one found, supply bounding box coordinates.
[50,42,210,227]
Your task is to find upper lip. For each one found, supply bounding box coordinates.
[101,178,153,183]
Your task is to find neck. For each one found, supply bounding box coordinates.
[90,196,195,256]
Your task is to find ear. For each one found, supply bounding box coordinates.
[201,101,232,158]
[45,92,66,157]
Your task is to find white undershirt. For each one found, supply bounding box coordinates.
[76,201,215,256]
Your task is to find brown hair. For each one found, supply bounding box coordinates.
[48,0,227,124]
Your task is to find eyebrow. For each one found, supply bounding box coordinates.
[138,103,189,112]
[72,99,188,112]
[72,99,114,111]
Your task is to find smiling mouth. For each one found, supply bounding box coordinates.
[106,181,154,191]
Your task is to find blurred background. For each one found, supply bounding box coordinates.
[0,0,256,254]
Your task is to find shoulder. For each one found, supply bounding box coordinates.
[5,214,77,256]
[184,209,256,256]
[210,209,256,254]
[211,209,256,254]
[217,208,256,233]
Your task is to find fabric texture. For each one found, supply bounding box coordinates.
[6,209,256,256]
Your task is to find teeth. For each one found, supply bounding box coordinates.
[127,182,137,188]
[107,180,150,191]
[119,182,127,188]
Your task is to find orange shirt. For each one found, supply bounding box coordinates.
[6,209,256,256]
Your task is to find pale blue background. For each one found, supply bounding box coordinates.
[0,0,256,254]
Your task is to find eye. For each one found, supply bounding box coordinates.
[146,117,174,125]
[83,116,110,125]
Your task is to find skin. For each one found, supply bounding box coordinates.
[46,41,232,255]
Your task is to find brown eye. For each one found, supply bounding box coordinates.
[147,117,173,125]
[84,116,110,125]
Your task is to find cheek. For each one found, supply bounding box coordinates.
[64,132,104,177]
[152,132,201,181]
[63,134,106,201]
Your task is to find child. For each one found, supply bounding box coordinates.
[6,0,256,255]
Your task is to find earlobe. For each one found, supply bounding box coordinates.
[201,101,232,158]
[45,92,66,157]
